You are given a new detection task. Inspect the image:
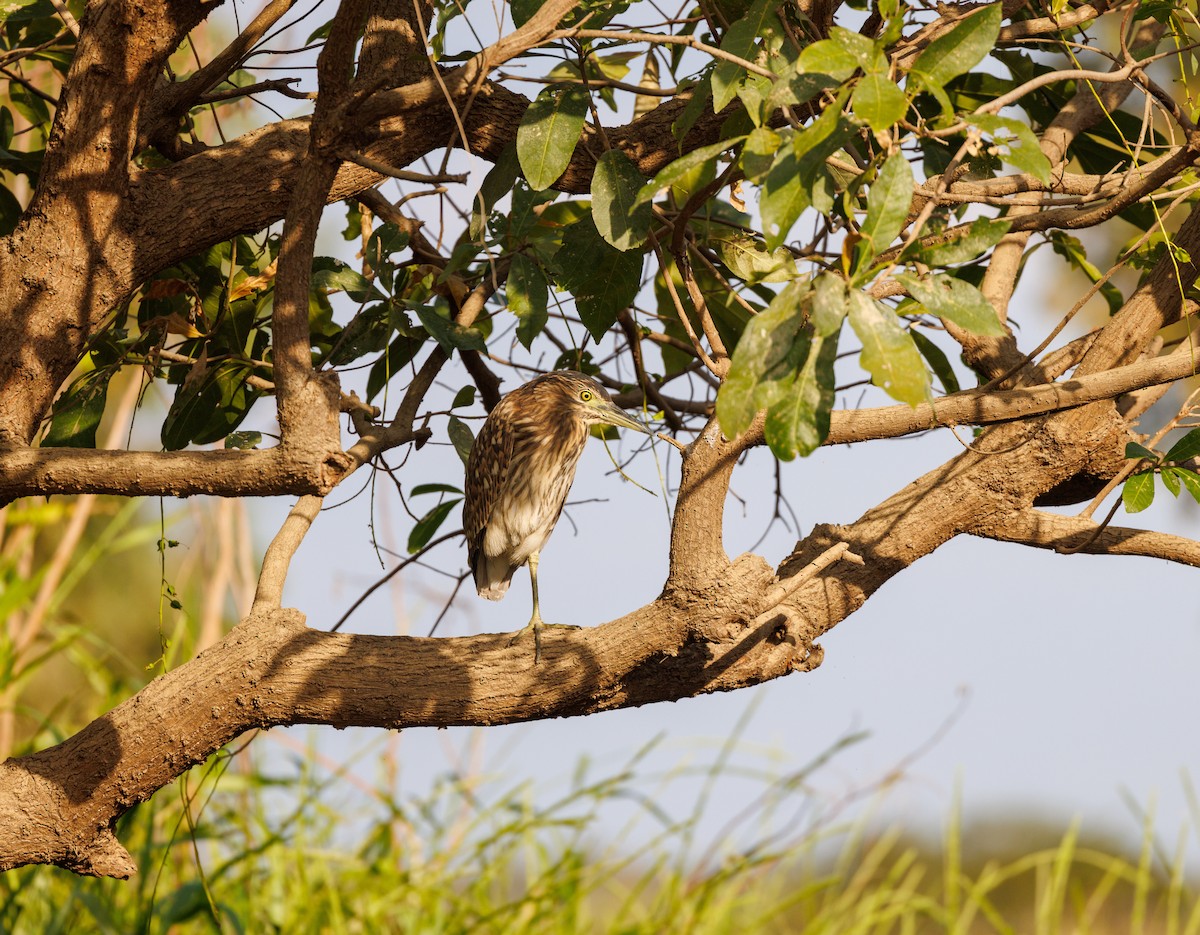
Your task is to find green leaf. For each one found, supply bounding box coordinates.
[741,126,781,182]
[848,291,929,406]
[510,0,562,25]
[918,217,1011,266]
[710,230,796,283]
[324,304,388,367]
[811,273,849,336]
[910,329,960,394]
[851,74,907,132]
[828,27,886,72]
[364,223,412,279]
[797,38,859,82]
[1122,471,1155,513]
[311,260,380,303]
[667,153,718,206]
[717,280,811,437]
[414,306,486,354]
[192,364,261,446]
[760,144,811,253]
[516,85,589,191]
[1134,0,1175,23]
[0,0,39,25]
[673,73,714,142]
[161,369,217,451]
[1125,441,1157,461]
[911,3,1002,88]
[1174,468,1200,504]
[0,183,22,236]
[451,385,476,409]
[506,253,549,350]
[590,51,641,82]
[505,180,558,245]
[41,372,111,448]
[735,74,773,127]
[635,137,746,207]
[342,201,363,241]
[306,18,333,43]
[1165,428,1200,463]
[411,482,464,496]
[895,272,1006,336]
[712,0,781,112]
[447,416,474,466]
[856,153,913,269]
[158,881,213,928]
[224,431,262,450]
[591,149,651,251]
[8,82,48,131]
[764,330,838,459]
[408,498,462,553]
[761,103,849,249]
[1161,467,1182,498]
[553,217,644,339]
[969,114,1052,184]
[763,68,841,115]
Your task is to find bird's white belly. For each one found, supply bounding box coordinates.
[483,499,559,567]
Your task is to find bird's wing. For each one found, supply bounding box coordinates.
[462,405,514,580]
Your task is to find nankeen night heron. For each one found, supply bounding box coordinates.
[463,371,648,661]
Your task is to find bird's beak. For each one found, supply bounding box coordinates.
[600,403,650,435]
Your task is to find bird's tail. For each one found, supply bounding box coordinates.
[473,553,516,601]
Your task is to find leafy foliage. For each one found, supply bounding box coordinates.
[1121,432,1200,513]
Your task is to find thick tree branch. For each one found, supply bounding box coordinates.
[139,0,298,150]
[350,0,580,125]
[820,340,1200,446]
[127,77,726,281]
[971,509,1200,566]
[0,448,338,499]
[667,417,748,587]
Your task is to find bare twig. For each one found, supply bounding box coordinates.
[550,27,776,79]
[46,0,79,37]
[199,78,313,104]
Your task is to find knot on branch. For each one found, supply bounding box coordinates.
[793,642,824,673]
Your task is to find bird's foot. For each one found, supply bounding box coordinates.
[508,619,581,663]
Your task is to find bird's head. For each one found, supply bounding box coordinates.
[532,371,649,435]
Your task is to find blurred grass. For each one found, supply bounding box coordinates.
[2,728,1199,934]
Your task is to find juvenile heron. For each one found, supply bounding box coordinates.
[463,371,648,661]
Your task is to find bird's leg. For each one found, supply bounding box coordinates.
[508,551,579,663]
[529,549,544,630]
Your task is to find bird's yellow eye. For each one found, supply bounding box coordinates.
[580,390,593,402]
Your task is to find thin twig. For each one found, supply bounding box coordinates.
[332,529,463,631]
